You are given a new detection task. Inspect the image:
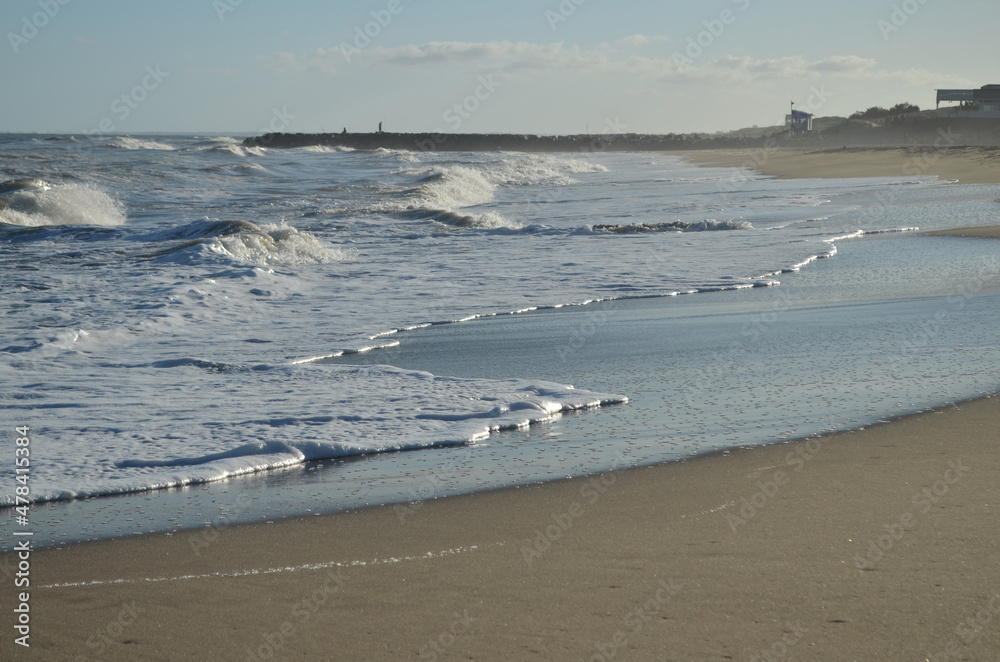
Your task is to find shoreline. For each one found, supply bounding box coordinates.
[6,148,1000,658]
[681,146,1000,184]
[243,121,1000,153]
[8,392,999,660]
[7,223,1000,552]
[927,225,1000,238]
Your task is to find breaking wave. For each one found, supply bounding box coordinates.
[145,218,355,266]
[210,143,268,158]
[295,145,356,154]
[592,219,753,233]
[0,180,127,227]
[405,208,524,230]
[107,136,176,151]
[391,154,609,231]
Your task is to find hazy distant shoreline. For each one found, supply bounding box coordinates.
[243,131,702,152]
[244,118,1000,152]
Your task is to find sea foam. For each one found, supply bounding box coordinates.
[204,221,356,265]
[107,136,176,151]
[0,183,126,227]
[6,362,626,504]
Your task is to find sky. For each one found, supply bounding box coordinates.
[1,0,996,135]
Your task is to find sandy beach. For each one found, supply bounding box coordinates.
[4,394,998,661]
[683,146,1000,185]
[10,0,1000,657]
[5,151,1000,661]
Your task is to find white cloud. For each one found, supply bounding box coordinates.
[613,34,670,48]
[265,39,966,92]
[683,55,877,81]
[809,55,876,73]
[369,40,574,67]
[266,37,676,77]
[266,49,340,75]
[268,51,305,74]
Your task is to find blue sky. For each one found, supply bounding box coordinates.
[2,0,996,134]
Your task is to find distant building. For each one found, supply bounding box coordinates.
[936,85,1000,118]
[786,109,813,132]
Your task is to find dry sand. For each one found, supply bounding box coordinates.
[683,146,1000,185]
[4,395,1000,661]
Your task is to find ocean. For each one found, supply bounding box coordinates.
[3,134,999,548]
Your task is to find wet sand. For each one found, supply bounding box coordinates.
[683,146,1000,185]
[5,395,1000,661]
[928,225,1000,238]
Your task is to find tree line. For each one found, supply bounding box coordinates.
[849,102,921,121]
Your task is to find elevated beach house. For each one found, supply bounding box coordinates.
[936,85,1000,119]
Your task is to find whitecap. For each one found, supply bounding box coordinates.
[0,182,127,227]
[205,221,356,266]
[107,136,175,151]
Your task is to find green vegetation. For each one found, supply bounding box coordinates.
[849,103,921,121]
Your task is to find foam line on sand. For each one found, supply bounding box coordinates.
[7,395,1000,660]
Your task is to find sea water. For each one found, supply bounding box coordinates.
[2,134,999,547]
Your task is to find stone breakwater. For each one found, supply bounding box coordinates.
[243,117,1000,152]
[242,132,703,152]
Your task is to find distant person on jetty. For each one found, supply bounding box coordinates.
[378,122,382,133]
